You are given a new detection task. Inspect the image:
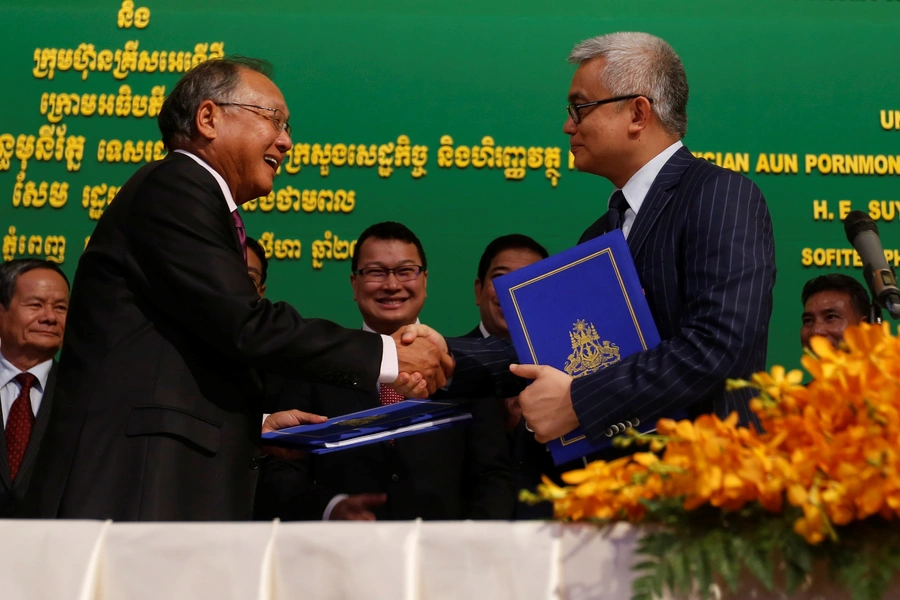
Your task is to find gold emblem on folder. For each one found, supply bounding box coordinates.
[335,415,383,427]
[563,319,621,378]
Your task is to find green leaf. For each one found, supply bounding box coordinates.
[742,546,774,591]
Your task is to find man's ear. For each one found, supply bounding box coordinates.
[474,278,484,306]
[195,100,220,141]
[627,96,654,134]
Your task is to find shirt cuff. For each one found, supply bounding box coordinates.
[323,494,349,520]
[377,334,399,384]
[261,413,270,427]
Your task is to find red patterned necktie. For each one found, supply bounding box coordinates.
[379,384,404,446]
[231,210,248,264]
[379,384,404,406]
[6,372,37,480]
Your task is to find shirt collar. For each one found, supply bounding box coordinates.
[613,140,684,216]
[478,321,490,338]
[174,149,239,213]
[362,318,421,335]
[0,351,53,392]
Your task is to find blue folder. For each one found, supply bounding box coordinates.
[494,230,669,465]
[261,400,472,454]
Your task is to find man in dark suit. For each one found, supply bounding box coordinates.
[27,58,449,521]
[446,32,776,449]
[463,234,555,518]
[0,259,68,517]
[256,222,515,521]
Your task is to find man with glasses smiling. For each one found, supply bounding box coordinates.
[256,222,514,522]
[446,32,776,463]
[27,58,451,522]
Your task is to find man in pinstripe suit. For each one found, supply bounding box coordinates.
[446,32,776,451]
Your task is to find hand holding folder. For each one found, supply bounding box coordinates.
[508,363,579,444]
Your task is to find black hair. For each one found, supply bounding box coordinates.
[0,259,70,308]
[351,222,427,272]
[801,274,870,317]
[476,234,548,281]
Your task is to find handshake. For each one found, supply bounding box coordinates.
[389,323,454,398]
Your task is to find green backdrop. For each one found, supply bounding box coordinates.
[2,0,900,373]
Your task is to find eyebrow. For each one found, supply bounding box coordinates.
[361,259,418,268]
[568,91,588,103]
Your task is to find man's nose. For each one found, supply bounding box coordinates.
[275,128,292,152]
[563,115,577,135]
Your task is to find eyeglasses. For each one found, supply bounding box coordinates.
[353,265,425,283]
[216,102,292,137]
[566,95,653,124]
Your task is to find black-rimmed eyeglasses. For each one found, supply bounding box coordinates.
[216,102,292,137]
[353,265,425,283]
[566,95,653,124]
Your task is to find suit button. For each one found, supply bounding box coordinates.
[249,458,261,470]
[391,474,400,482]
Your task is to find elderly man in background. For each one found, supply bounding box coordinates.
[27,57,450,521]
[0,259,69,518]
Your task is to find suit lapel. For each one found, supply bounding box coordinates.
[625,146,696,259]
[172,152,244,259]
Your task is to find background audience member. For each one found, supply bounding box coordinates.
[0,259,69,517]
[464,234,553,518]
[245,236,269,298]
[469,234,549,340]
[800,274,869,349]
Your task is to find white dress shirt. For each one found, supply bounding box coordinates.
[0,353,52,428]
[174,149,399,381]
[478,321,490,339]
[612,140,683,239]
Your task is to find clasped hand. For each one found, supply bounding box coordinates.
[389,324,455,398]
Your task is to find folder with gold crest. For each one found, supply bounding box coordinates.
[494,230,666,465]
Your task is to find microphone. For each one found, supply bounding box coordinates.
[844,210,900,319]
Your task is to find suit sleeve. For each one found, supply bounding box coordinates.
[461,397,517,519]
[571,170,776,440]
[444,336,523,399]
[254,378,335,520]
[125,160,383,389]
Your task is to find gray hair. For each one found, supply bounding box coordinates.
[568,32,688,138]
[0,259,69,309]
[158,56,274,150]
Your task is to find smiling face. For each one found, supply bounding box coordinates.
[210,69,293,204]
[0,268,69,369]
[351,238,427,335]
[475,248,544,339]
[800,290,866,348]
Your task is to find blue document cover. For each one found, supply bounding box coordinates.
[494,230,663,465]
[261,400,472,454]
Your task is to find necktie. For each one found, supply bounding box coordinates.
[379,384,405,446]
[605,190,630,232]
[232,210,248,264]
[6,372,37,480]
[379,384,405,406]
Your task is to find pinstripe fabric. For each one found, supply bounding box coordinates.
[571,146,775,438]
[447,146,775,442]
